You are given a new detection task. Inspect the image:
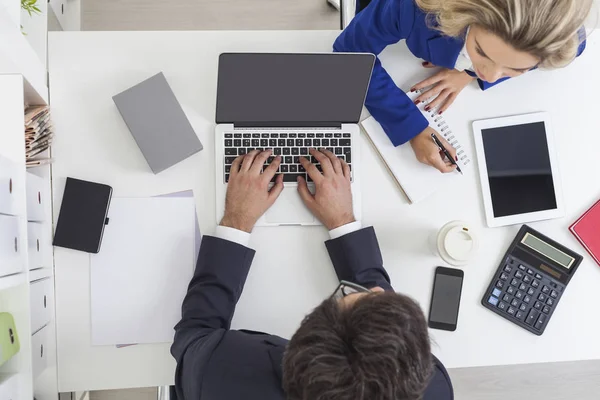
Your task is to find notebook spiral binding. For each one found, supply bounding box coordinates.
[416,88,471,166]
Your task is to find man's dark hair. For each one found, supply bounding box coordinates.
[282,291,433,400]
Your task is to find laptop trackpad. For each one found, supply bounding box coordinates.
[265,187,315,224]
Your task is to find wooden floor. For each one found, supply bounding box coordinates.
[81,0,600,399]
[89,359,600,400]
[82,0,340,31]
[89,387,157,400]
[450,360,600,400]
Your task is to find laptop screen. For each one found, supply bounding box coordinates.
[216,53,375,126]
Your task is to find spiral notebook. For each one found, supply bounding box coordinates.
[361,90,471,204]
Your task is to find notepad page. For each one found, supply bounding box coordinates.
[90,197,196,345]
[361,91,471,204]
[407,90,472,166]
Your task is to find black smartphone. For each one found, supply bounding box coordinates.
[428,266,464,331]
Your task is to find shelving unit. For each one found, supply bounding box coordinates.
[0,5,48,104]
[0,75,58,398]
[0,74,34,399]
[0,1,58,397]
[21,0,48,69]
[0,0,20,26]
[49,0,80,31]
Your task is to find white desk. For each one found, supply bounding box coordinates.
[48,30,600,392]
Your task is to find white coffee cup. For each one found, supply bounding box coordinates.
[436,221,478,266]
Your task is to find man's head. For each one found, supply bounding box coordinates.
[282,287,433,400]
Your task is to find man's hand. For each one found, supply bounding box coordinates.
[220,150,284,233]
[410,126,458,174]
[411,62,475,114]
[297,148,355,230]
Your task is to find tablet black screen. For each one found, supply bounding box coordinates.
[482,122,557,218]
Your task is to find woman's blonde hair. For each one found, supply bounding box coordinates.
[415,0,593,68]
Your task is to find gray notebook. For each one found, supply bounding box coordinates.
[113,72,203,174]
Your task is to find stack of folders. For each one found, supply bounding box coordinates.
[24,106,53,167]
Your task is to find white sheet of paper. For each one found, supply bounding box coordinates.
[158,190,201,259]
[115,190,201,348]
[91,197,195,346]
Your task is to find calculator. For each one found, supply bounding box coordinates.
[482,225,583,335]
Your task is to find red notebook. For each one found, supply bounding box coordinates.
[570,199,600,267]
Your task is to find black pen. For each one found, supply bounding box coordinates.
[431,133,462,174]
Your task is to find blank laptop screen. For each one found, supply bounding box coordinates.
[216,53,375,126]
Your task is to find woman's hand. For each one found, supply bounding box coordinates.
[409,126,457,173]
[410,62,475,114]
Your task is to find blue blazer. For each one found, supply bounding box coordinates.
[171,229,454,399]
[334,0,586,146]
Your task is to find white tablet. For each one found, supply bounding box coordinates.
[472,112,564,228]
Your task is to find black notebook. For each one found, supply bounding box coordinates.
[53,178,113,253]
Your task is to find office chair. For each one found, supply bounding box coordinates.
[340,0,373,28]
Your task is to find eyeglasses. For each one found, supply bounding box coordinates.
[331,280,371,302]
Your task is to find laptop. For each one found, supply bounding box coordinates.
[215,53,375,226]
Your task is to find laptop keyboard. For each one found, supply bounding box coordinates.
[223,132,352,183]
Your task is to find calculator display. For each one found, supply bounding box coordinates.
[521,233,575,269]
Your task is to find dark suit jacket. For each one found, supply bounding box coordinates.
[171,227,454,399]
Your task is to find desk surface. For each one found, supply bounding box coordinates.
[49,30,600,392]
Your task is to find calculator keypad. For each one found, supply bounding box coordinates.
[484,257,564,335]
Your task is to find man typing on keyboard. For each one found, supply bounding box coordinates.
[171,148,453,400]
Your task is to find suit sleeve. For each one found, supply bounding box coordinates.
[171,235,255,362]
[325,227,393,291]
[472,27,587,91]
[423,356,454,399]
[334,0,428,146]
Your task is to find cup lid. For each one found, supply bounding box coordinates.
[437,221,478,266]
[444,226,475,261]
